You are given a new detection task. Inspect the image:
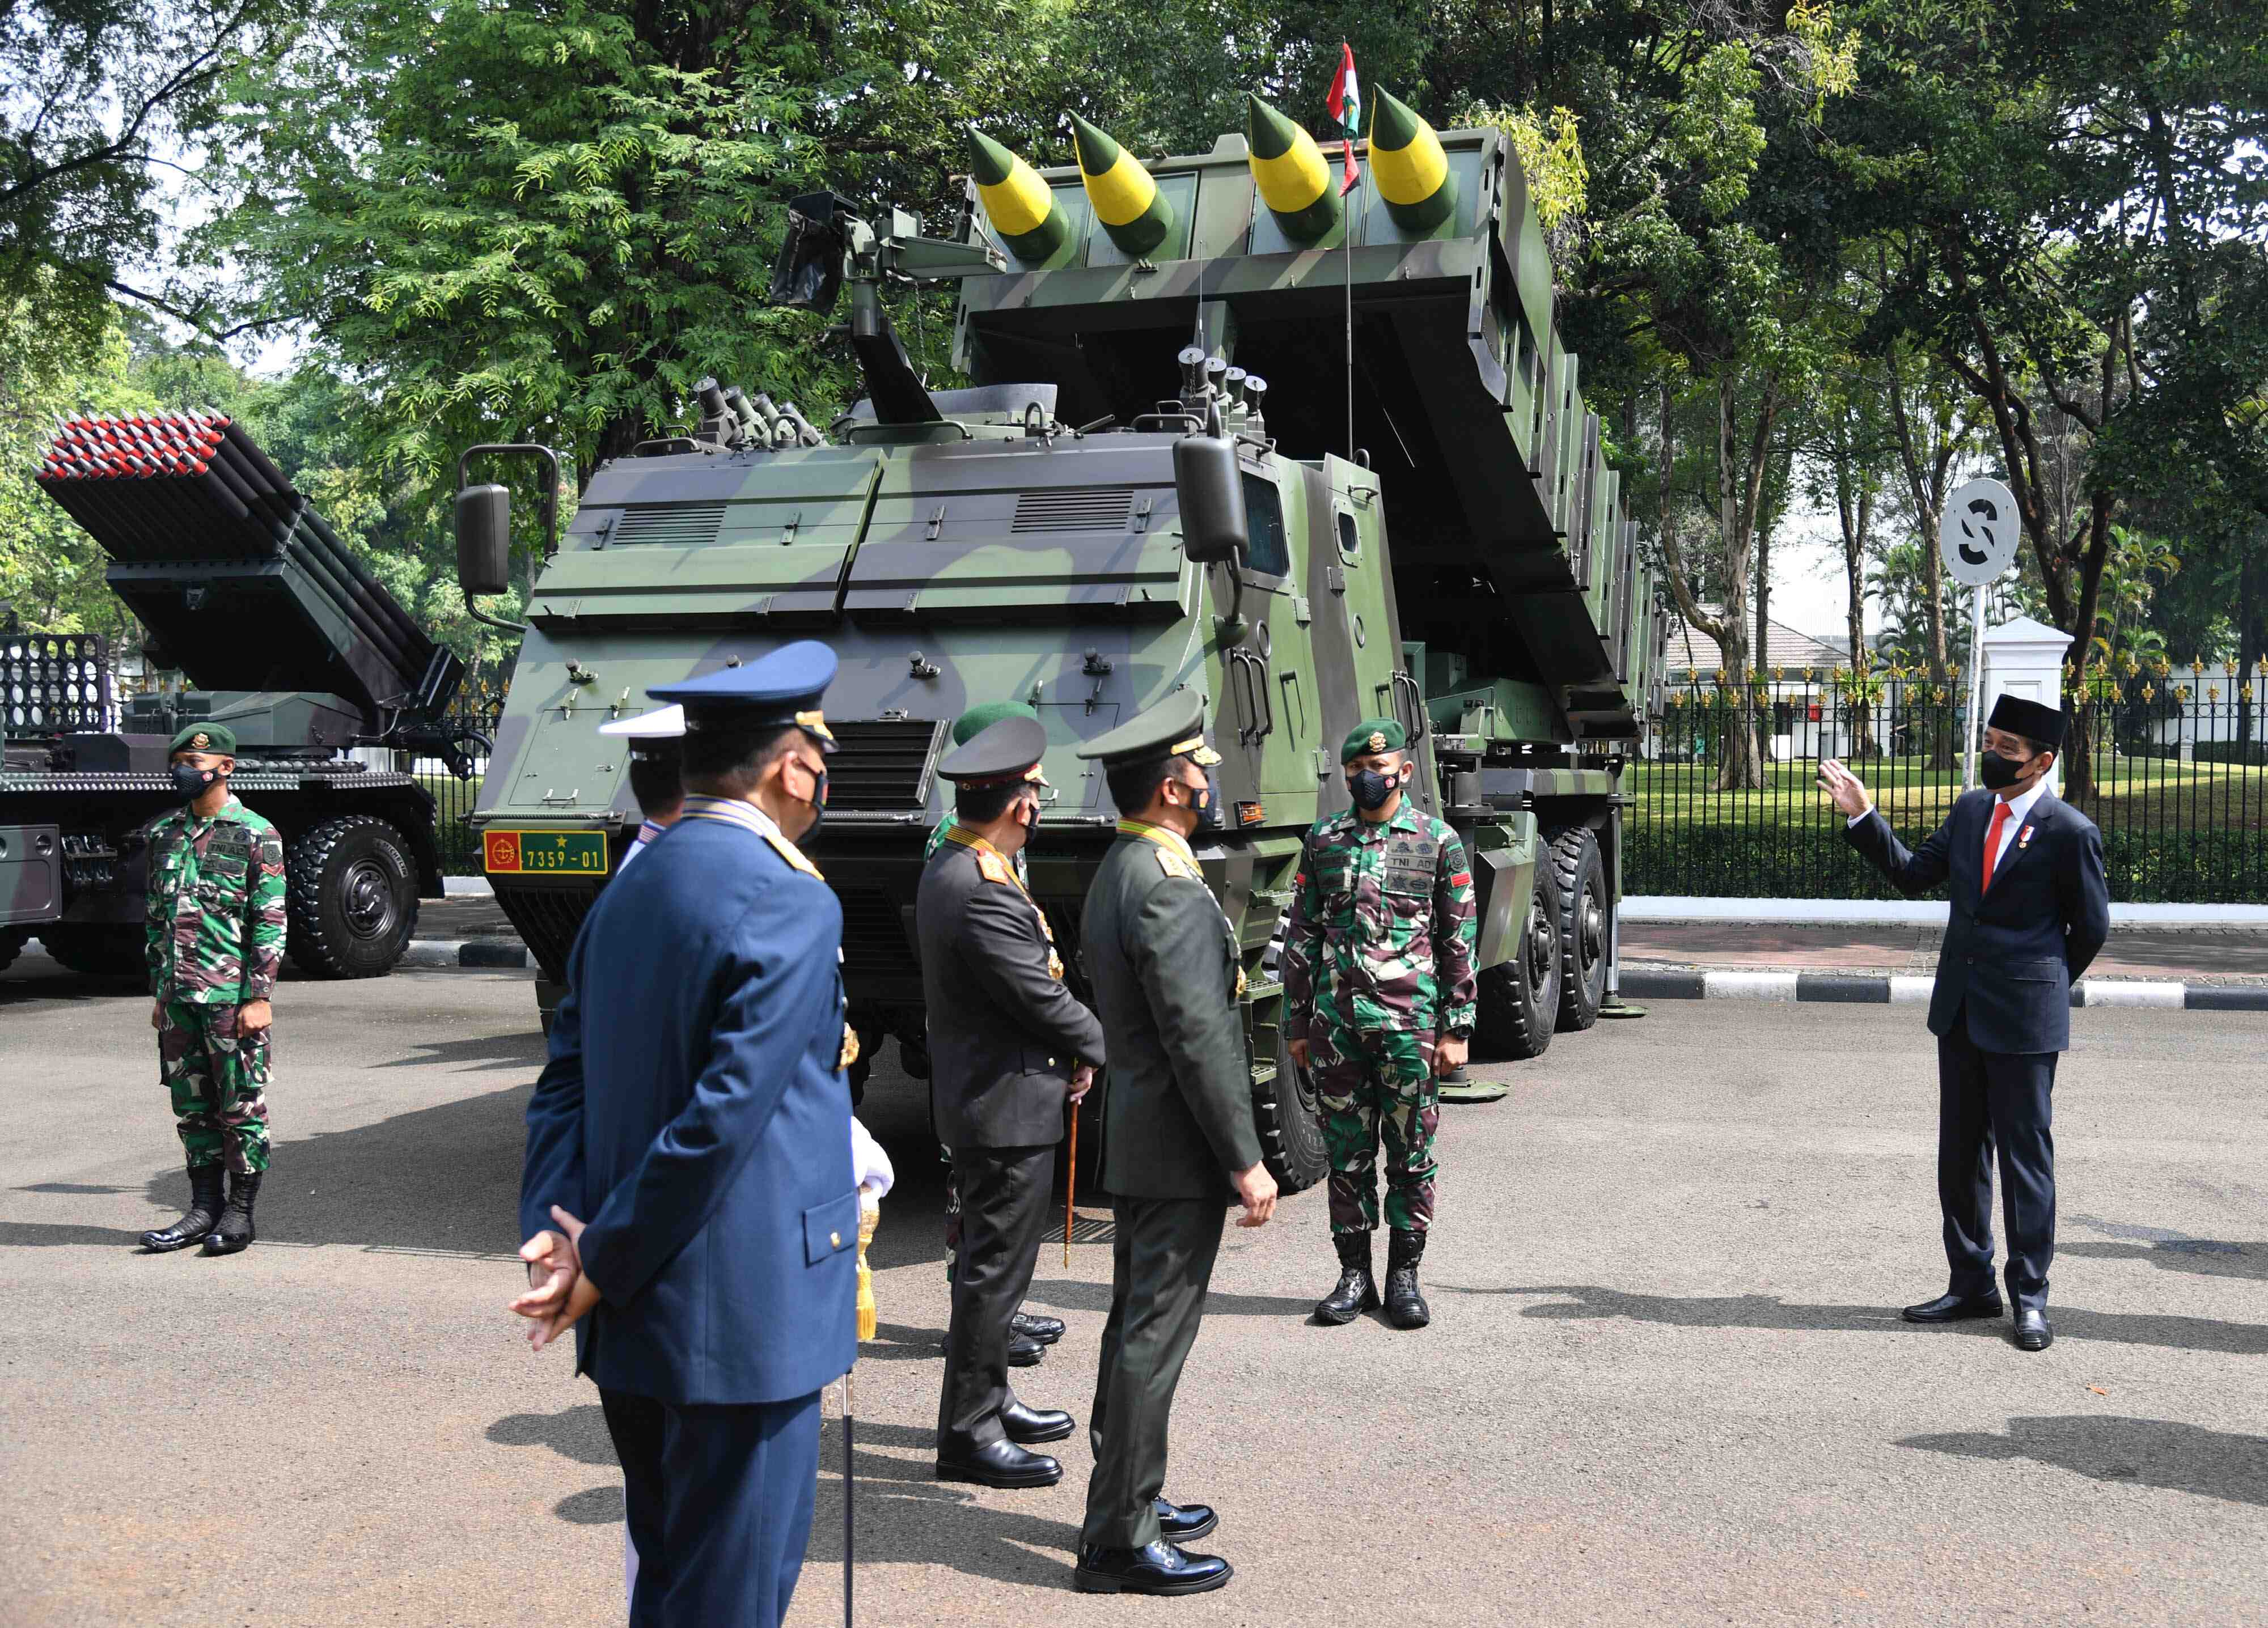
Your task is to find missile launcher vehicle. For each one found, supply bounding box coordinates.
[2,416,483,979]
[458,91,1665,1188]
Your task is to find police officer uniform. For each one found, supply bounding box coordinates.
[598,703,685,874]
[1074,692,1259,1596]
[919,715,1107,1489]
[520,642,859,1628]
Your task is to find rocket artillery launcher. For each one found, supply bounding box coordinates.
[459,90,1666,1176]
[2,416,481,979]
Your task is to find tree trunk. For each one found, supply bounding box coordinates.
[1715,374,1766,791]
[2240,542,2261,751]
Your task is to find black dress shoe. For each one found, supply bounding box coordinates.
[1902,1291,2005,1324]
[1007,1332,1044,1367]
[936,1437,1062,1489]
[1010,1310,1065,1345]
[2013,1307,2054,1351]
[1074,1540,1232,1596]
[1156,1496,1217,1542]
[1001,1399,1074,1444]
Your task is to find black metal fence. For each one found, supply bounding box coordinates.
[421,684,506,875]
[1629,669,2268,902]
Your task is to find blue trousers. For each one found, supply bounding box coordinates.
[602,1386,823,1628]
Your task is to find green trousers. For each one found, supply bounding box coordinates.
[1082,1194,1226,1551]
[159,999,271,1173]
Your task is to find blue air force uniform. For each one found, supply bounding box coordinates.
[520,642,857,1627]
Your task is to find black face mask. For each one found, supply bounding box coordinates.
[1347,765,1402,812]
[171,762,219,802]
[1022,791,1044,835]
[1979,752,2031,791]
[1191,768,1223,830]
[787,764,827,841]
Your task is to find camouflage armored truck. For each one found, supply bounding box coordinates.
[1,416,483,979]
[457,94,1664,1189]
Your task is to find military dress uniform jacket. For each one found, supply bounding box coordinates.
[918,833,1106,1149]
[143,795,287,1003]
[1846,787,2109,1054]
[1078,824,1263,1198]
[519,813,860,1406]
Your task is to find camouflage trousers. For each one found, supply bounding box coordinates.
[1311,1024,1438,1237]
[159,1000,271,1174]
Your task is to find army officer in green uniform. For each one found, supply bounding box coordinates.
[1283,719,1477,1331]
[1073,690,1276,1598]
[138,723,288,1257]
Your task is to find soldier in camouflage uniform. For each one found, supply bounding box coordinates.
[138,723,288,1257]
[1283,719,1477,1330]
[925,699,1063,1363]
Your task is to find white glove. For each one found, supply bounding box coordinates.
[850,1116,895,1199]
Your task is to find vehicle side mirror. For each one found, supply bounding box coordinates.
[1173,434,1248,566]
[456,484,512,598]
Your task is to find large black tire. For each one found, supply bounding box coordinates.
[1255,1025,1329,1194]
[1475,855,1562,1060]
[0,927,30,973]
[37,924,143,977]
[1549,826,1609,1032]
[286,815,419,979]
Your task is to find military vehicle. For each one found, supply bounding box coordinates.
[2,415,481,978]
[457,92,1664,1190]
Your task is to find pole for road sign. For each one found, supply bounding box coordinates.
[1964,582,1986,791]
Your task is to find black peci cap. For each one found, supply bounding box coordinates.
[1988,693,2066,749]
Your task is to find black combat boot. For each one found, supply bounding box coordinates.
[1383,1230,1431,1329]
[141,1162,226,1253]
[1313,1232,1379,1325]
[201,1169,262,1256]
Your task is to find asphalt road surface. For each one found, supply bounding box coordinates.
[5,947,2265,1626]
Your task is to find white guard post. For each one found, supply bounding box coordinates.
[1980,615,2075,794]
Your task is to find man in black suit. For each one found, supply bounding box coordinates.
[919,714,1107,1488]
[1820,692,2110,1351]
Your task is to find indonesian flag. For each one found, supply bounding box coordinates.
[1326,41,1361,196]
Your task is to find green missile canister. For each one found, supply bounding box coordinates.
[1069,112,1174,258]
[1245,93,1342,245]
[1368,87,1457,234]
[966,126,1073,265]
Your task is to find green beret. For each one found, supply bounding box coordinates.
[951,700,1039,747]
[169,723,236,756]
[1341,718,1406,764]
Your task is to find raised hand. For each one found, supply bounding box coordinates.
[1817,757,1872,819]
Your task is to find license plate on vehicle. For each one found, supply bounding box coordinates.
[484,829,609,876]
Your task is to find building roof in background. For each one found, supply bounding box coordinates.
[1664,615,1854,678]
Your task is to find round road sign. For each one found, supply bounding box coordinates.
[1939,477,2021,587]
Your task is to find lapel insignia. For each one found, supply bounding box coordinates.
[837,1024,861,1071]
[2018,825,2034,849]
[760,830,824,879]
[976,849,1015,887]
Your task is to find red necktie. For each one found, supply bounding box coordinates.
[1981,800,2011,892]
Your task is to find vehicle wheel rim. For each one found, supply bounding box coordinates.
[1580,887,1604,982]
[1527,898,1554,987]
[341,857,400,941]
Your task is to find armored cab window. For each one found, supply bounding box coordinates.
[1241,473,1289,578]
[1336,510,1359,560]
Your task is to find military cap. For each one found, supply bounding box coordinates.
[1342,717,1407,763]
[648,640,838,751]
[937,714,1051,786]
[597,703,686,749]
[951,699,1038,747]
[1074,689,1222,767]
[169,723,236,756]
[1988,693,2067,749]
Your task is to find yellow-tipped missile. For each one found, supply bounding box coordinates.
[966,125,1072,265]
[1368,87,1457,234]
[1069,112,1174,258]
[1245,93,1342,245]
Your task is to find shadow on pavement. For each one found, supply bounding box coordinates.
[806,1416,1082,1588]
[1024,1275,1316,1318]
[2060,1241,2268,1282]
[489,1402,619,1468]
[1898,1415,2268,1506]
[859,1321,946,1363]
[134,1079,538,1256]
[1489,1283,2268,1356]
[371,1032,554,1074]
[0,1220,153,1247]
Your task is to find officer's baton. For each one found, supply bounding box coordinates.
[841,1371,854,1628]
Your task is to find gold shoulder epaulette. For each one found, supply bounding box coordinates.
[976,849,1016,887]
[761,830,824,880]
[1154,847,1201,881]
